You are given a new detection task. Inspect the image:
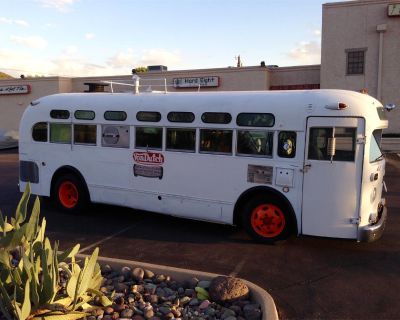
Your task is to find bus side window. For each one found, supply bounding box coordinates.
[200,129,232,154]
[334,127,356,162]
[32,122,48,142]
[50,123,71,144]
[135,127,162,150]
[278,131,296,158]
[237,130,273,157]
[166,128,196,152]
[308,128,331,160]
[74,124,97,145]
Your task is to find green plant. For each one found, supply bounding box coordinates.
[0,184,111,320]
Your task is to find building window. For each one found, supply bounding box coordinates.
[346,49,366,75]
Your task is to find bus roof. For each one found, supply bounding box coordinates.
[26,89,387,131]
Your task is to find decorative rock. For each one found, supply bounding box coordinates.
[144,283,157,295]
[150,294,158,304]
[133,267,145,282]
[184,277,199,289]
[184,289,195,297]
[209,276,250,303]
[121,308,134,318]
[105,306,114,315]
[103,315,113,320]
[114,282,129,292]
[179,296,191,306]
[205,307,216,316]
[243,304,262,320]
[133,315,145,320]
[112,311,120,320]
[199,300,211,310]
[225,317,237,320]
[102,264,113,274]
[197,280,211,289]
[155,274,166,283]
[158,306,171,315]
[222,309,237,319]
[121,266,132,279]
[144,308,154,319]
[144,269,155,279]
[189,298,199,306]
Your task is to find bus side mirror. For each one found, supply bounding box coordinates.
[385,104,396,112]
[327,137,336,162]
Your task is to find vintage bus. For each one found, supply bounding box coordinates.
[18,89,389,243]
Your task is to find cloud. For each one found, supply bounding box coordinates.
[287,41,321,65]
[10,35,48,49]
[107,49,136,68]
[36,0,77,12]
[313,29,321,36]
[85,33,95,40]
[140,49,182,67]
[0,17,29,27]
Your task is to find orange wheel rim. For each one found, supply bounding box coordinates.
[58,181,78,209]
[251,204,285,238]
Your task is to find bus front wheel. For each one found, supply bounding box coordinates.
[54,174,88,213]
[243,195,291,243]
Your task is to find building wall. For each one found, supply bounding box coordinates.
[0,77,66,137]
[320,0,400,132]
[269,65,321,89]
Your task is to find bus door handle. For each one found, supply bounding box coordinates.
[302,163,311,173]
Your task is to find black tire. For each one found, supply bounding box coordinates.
[242,194,292,243]
[53,174,88,214]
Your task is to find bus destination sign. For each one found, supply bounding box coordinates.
[173,76,219,88]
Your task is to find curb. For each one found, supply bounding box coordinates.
[76,254,279,320]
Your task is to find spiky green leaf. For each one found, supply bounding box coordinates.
[15,183,31,228]
[57,244,80,263]
[77,248,99,296]
[25,196,40,242]
[32,311,88,320]
[21,280,31,320]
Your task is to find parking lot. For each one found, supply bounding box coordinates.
[1,148,399,319]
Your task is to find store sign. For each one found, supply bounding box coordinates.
[173,76,219,88]
[0,85,31,95]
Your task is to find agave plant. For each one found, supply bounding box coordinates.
[0,184,111,320]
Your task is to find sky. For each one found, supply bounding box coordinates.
[0,0,332,78]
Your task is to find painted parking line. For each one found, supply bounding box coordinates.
[229,258,247,277]
[78,224,136,254]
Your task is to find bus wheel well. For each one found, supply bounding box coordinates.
[233,186,298,234]
[50,166,90,201]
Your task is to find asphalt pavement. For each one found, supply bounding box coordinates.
[1,148,399,319]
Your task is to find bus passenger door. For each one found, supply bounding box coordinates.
[302,117,364,239]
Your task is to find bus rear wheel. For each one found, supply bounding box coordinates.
[243,195,291,243]
[54,174,88,213]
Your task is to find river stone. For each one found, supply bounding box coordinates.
[121,308,134,318]
[144,283,157,294]
[222,309,237,319]
[114,282,129,292]
[133,315,145,320]
[133,267,145,281]
[197,280,211,289]
[143,269,155,279]
[209,276,249,303]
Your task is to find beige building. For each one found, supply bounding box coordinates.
[321,0,400,133]
[0,0,399,143]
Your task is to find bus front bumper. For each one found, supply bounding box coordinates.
[358,201,387,242]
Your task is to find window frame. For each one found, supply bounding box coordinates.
[104,111,127,121]
[346,48,367,76]
[236,113,275,127]
[166,127,196,153]
[135,126,163,150]
[73,124,97,146]
[236,129,274,158]
[199,128,233,155]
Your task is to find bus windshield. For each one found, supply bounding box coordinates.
[370,129,383,162]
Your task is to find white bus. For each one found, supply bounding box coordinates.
[19,89,389,243]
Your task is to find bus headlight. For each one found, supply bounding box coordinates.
[370,187,377,203]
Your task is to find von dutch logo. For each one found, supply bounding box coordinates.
[133,151,164,166]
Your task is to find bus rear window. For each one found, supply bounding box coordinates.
[32,122,47,142]
[50,110,70,119]
[50,123,71,144]
[236,113,275,127]
[201,112,232,124]
[200,129,232,154]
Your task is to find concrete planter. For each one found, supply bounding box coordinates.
[76,254,279,320]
